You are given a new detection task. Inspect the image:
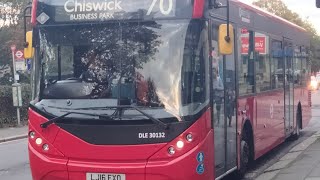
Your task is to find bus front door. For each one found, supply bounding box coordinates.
[284,39,294,137]
[211,22,237,178]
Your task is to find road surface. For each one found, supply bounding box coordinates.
[0,139,31,180]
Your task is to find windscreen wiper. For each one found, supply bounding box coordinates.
[40,111,115,128]
[130,106,168,129]
[72,105,169,129]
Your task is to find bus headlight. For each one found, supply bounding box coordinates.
[35,138,43,145]
[176,140,184,149]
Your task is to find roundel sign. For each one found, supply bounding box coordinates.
[15,50,24,60]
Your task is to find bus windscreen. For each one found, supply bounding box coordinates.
[36,20,210,121]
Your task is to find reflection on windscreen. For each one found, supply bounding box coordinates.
[38,20,209,119]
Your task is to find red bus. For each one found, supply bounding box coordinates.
[24,0,311,179]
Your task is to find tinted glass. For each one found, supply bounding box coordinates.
[35,20,210,120]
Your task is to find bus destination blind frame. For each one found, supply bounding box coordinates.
[38,0,193,23]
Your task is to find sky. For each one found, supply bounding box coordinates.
[240,0,320,34]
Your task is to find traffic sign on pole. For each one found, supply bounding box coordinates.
[27,59,32,71]
[11,45,16,52]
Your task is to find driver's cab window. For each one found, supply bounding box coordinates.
[61,46,74,79]
[181,20,210,105]
[43,46,74,81]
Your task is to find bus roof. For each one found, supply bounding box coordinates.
[233,0,306,32]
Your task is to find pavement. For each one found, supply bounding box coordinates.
[0,126,28,143]
[255,90,320,180]
[255,133,320,180]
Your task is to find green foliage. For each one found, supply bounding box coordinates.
[0,0,32,84]
[0,74,12,85]
[253,0,320,72]
[0,0,31,125]
[0,85,30,127]
[0,0,30,26]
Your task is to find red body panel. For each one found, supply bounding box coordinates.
[238,86,311,160]
[192,0,205,18]
[28,109,214,180]
[28,143,68,180]
[146,130,214,180]
[254,90,285,159]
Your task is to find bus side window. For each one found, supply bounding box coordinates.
[254,32,271,92]
[300,47,309,86]
[239,28,255,95]
[294,46,302,86]
[271,40,284,89]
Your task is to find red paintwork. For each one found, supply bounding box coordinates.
[28,143,68,180]
[237,86,311,161]
[192,0,205,19]
[28,109,214,180]
[31,0,38,26]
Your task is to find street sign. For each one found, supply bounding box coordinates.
[15,50,24,59]
[27,59,32,71]
[11,45,16,52]
[15,60,26,71]
[14,50,26,71]
[14,74,20,81]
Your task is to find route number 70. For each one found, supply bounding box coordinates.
[147,0,173,15]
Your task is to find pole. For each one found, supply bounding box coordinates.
[12,50,17,83]
[227,0,230,37]
[17,106,21,126]
[11,49,21,126]
[23,6,32,47]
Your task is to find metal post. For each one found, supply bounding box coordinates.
[17,107,21,126]
[226,0,230,38]
[23,6,32,47]
[12,50,17,83]
[11,49,21,126]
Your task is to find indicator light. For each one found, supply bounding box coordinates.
[29,131,36,139]
[168,146,175,155]
[42,144,49,151]
[186,133,193,142]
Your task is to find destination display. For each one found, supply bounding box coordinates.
[36,0,194,24]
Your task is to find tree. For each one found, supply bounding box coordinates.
[0,0,30,27]
[0,0,31,84]
[253,0,320,72]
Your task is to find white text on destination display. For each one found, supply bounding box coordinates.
[64,0,122,13]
